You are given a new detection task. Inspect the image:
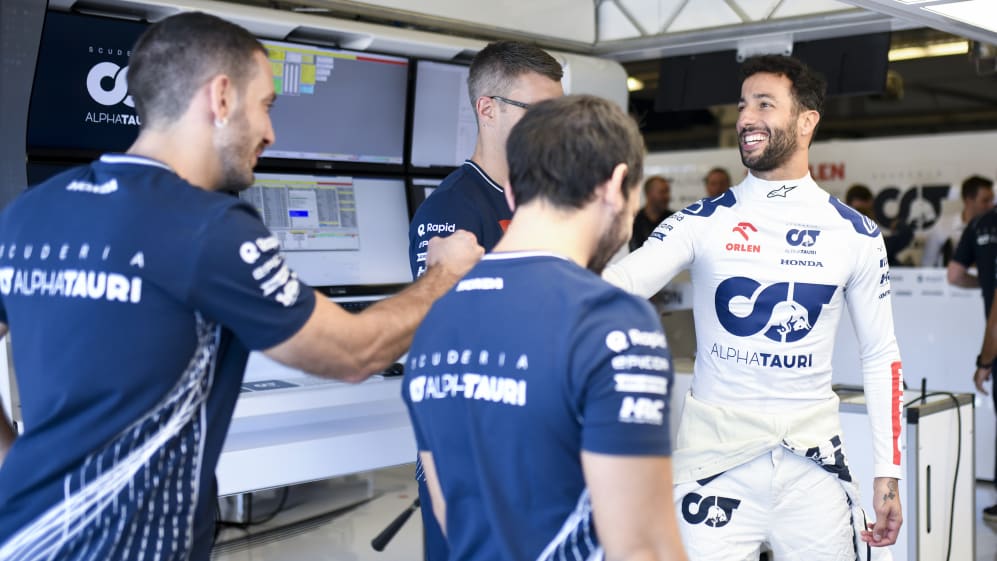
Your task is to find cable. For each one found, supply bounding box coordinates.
[903,390,963,561]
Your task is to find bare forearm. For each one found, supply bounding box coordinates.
[0,404,15,463]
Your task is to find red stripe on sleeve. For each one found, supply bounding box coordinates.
[891,361,903,465]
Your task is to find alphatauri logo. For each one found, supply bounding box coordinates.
[87,62,134,107]
[681,493,741,528]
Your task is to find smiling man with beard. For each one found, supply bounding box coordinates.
[604,56,904,560]
[403,95,687,561]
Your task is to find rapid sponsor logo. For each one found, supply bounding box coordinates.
[618,396,664,424]
[682,494,742,527]
[605,330,630,352]
[715,277,836,343]
[408,373,527,406]
[710,344,814,368]
[417,223,456,237]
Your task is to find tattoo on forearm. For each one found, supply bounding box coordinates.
[882,480,898,504]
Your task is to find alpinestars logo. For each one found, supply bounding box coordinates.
[681,493,741,528]
[715,277,836,343]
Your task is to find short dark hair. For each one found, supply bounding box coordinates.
[704,167,731,184]
[845,184,874,205]
[740,55,826,116]
[467,41,563,107]
[128,12,267,127]
[507,95,644,209]
[643,175,668,194]
[962,175,994,200]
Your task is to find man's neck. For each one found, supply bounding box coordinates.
[126,128,217,191]
[747,150,810,182]
[470,139,508,189]
[493,203,596,268]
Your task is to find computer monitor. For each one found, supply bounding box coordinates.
[260,40,409,172]
[409,60,476,171]
[407,176,444,216]
[240,173,413,294]
[26,11,147,158]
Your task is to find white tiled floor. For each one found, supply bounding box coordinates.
[212,465,997,561]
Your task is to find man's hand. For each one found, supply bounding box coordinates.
[861,477,902,547]
[975,366,991,395]
[425,230,483,278]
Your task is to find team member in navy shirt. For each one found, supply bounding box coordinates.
[407,40,563,560]
[0,13,481,561]
[408,40,563,278]
[403,95,688,561]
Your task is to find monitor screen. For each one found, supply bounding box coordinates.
[240,173,412,293]
[260,40,409,170]
[410,60,476,169]
[27,11,147,157]
[407,176,443,215]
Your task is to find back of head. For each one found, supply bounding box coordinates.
[467,41,563,107]
[845,184,873,206]
[962,175,994,200]
[740,55,826,117]
[128,12,265,128]
[507,95,644,209]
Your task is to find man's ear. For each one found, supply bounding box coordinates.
[798,109,820,140]
[601,163,630,212]
[207,74,234,126]
[504,180,516,212]
[475,96,497,128]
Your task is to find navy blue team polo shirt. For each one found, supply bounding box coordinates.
[403,252,674,561]
[0,154,315,560]
[408,160,511,278]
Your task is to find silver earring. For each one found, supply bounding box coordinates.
[214,117,228,128]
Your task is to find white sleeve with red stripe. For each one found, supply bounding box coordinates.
[845,233,904,480]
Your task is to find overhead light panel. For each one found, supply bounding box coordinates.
[923,0,997,36]
[627,77,645,91]
[888,40,969,61]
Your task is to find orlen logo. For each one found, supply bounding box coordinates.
[785,229,820,247]
[731,222,756,241]
[715,277,836,343]
[87,62,134,107]
[681,494,741,528]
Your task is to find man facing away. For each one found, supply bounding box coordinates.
[406,40,562,560]
[922,175,993,267]
[403,95,688,561]
[629,175,673,252]
[604,55,903,560]
[0,13,481,561]
[408,40,563,279]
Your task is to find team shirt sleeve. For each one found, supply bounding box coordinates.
[845,234,904,480]
[187,204,316,351]
[571,293,674,456]
[603,206,698,298]
[408,192,482,279]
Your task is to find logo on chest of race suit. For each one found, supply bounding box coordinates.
[682,493,742,528]
[714,277,837,343]
[785,228,820,248]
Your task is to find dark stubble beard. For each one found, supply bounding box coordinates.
[216,109,257,193]
[588,209,629,275]
[739,119,798,173]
